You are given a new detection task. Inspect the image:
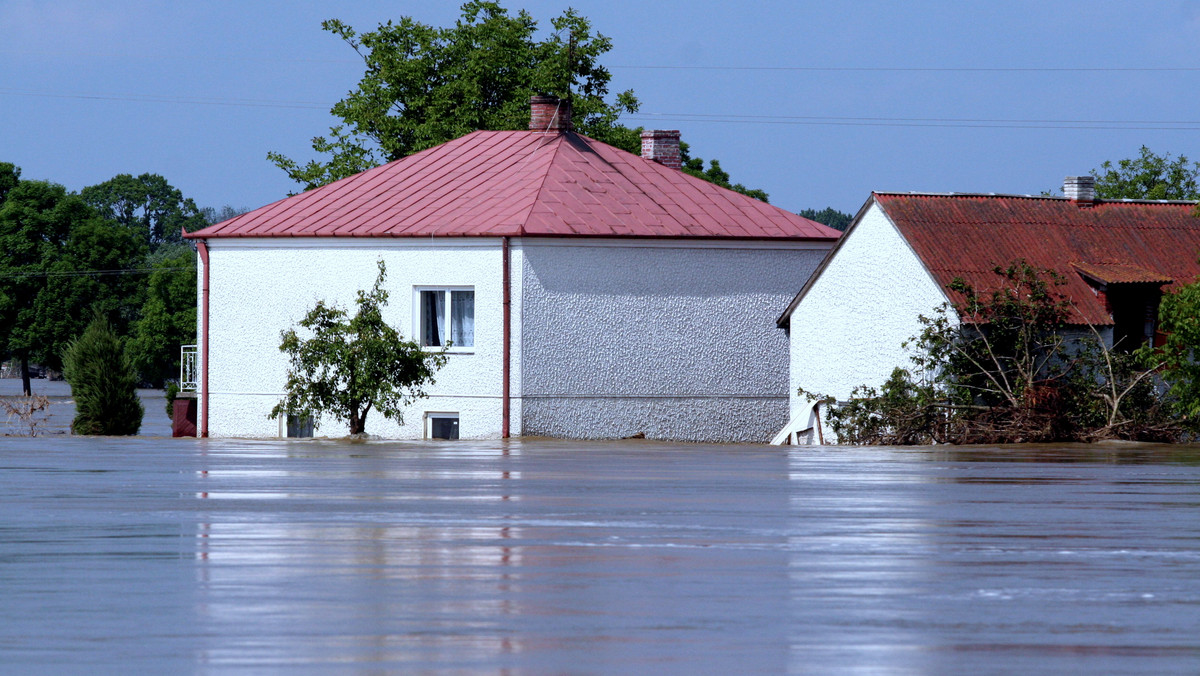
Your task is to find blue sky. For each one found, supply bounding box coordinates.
[3,0,1199,218]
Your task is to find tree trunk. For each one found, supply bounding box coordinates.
[20,355,31,397]
[349,409,364,435]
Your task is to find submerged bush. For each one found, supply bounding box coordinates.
[62,315,143,435]
[820,261,1189,445]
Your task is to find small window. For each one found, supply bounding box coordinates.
[426,413,460,440]
[286,414,314,438]
[418,288,474,349]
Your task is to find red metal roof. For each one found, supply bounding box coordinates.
[188,130,839,241]
[875,193,1200,325]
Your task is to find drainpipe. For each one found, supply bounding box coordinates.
[501,237,511,438]
[196,240,210,438]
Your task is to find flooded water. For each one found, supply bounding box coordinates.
[2,437,1199,674]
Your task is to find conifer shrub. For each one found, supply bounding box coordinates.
[62,315,143,435]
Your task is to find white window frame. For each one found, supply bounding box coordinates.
[424,412,460,440]
[413,286,475,353]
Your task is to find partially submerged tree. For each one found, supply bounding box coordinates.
[0,178,145,394]
[62,314,143,436]
[820,261,1183,444]
[1139,266,1200,425]
[127,249,197,387]
[270,262,446,435]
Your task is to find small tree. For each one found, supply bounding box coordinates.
[824,261,1180,444]
[270,262,446,435]
[62,314,143,435]
[1139,267,1200,427]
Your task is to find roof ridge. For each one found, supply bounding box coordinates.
[514,131,571,236]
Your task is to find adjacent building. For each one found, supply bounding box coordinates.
[776,177,1200,443]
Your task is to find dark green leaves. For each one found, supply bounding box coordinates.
[270,261,447,435]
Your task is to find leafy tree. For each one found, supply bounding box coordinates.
[798,207,853,231]
[0,179,145,394]
[0,162,19,204]
[127,250,197,386]
[200,205,249,226]
[1139,270,1200,425]
[680,142,769,202]
[820,261,1181,444]
[270,262,447,435]
[62,313,143,435]
[80,173,208,251]
[270,1,639,191]
[1092,146,1200,200]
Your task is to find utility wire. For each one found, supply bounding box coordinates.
[6,88,1200,129]
[0,267,191,280]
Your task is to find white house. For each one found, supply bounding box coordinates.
[775,177,1200,444]
[185,96,839,442]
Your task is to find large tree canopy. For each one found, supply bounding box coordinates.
[80,173,208,252]
[1092,146,1200,200]
[0,179,145,391]
[270,1,639,191]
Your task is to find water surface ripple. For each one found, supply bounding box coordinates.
[2,437,1199,674]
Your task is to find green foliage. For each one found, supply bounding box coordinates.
[0,162,19,204]
[679,142,769,202]
[127,249,197,386]
[1092,146,1200,200]
[80,173,208,251]
[200,205,249,226]
[798,207,853,231]
[62,314,143,435]
[270,262,447,435]
[1139,271,1200,423]
[0,179,146,374]
[270,1,640,191]
[822,261,1185,445]
[165,381,180,419]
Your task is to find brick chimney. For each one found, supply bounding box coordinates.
[640,130,682,170]
[529,95,572,132]
[1064,175,1095,206]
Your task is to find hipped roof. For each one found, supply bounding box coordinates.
[187,130,839,241]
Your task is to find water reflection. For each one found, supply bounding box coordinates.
[2,437,1199,672]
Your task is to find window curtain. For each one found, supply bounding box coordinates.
[451,290,474,347]
[422,290,445,346]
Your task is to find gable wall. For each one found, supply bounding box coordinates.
[517,240,830,442]
[789,203,947,414]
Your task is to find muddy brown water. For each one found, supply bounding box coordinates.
[1,422,1199,672]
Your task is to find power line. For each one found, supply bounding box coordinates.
[614,65,1200,72]
[0,88,329,110]
[0,267,191,280]
[6,87,1200,130]
[627,113,1200,131]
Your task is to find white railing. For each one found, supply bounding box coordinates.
[180,345,198,391]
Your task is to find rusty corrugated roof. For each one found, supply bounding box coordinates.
[186,130,839,241]
[876,193,1200,325]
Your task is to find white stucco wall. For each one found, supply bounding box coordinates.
[199,236,830,442]
[201,239,505,438]
[517,240,830,443]
[788,202,948,415]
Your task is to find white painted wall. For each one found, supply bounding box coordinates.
[199,237,831,442]
[202,239,505,438]
[788,202,948,419]
[517,240,830,442]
